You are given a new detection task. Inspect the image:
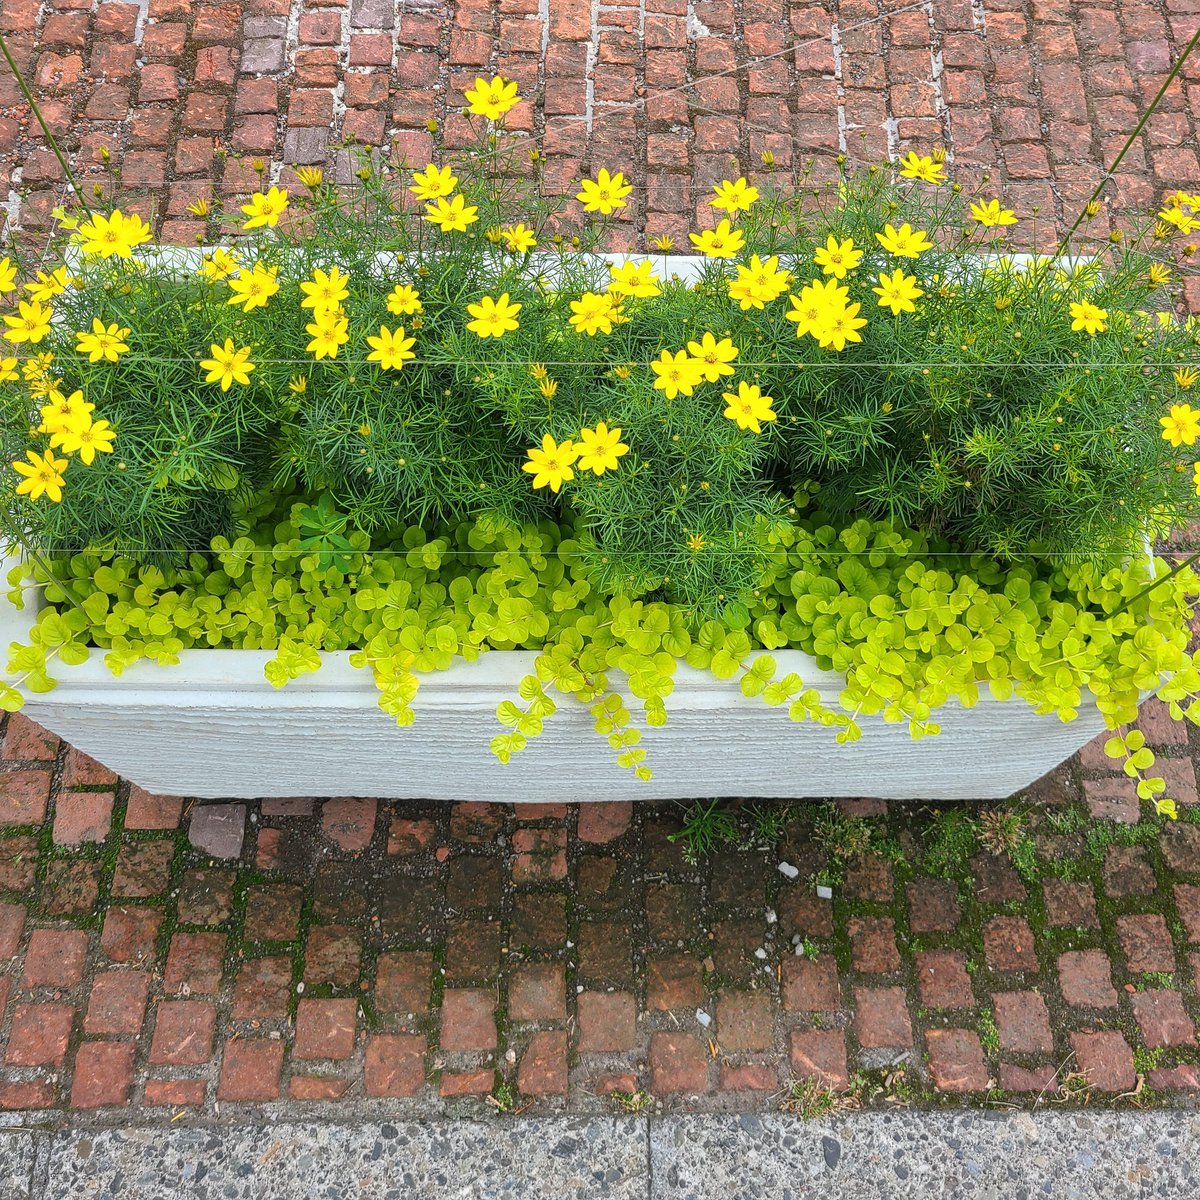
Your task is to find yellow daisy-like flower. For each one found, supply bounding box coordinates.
[872,268,924,316]
[51,418,115,466]
[576,169,632,216]
[294,166,324,190]
[650,234,674,252]
[3,300,53,345]
[0,356,17,383]
[409,163,458,202]
[288,375,308,394]
[575,422,629,475]
[689,218,745,259]
[39,387,93,435]
[569,291,618,337]
[227,263,280,312]
[466,292,521,338]
[814,303,868,352]
[501,223,538,253]
[240,186,289,230]
[709,177,760,215]
[686,332,738,383]
[0,256,17,294]
[198,249,240,282]
[299,266,350,316]
[464,75,521,120]
[898,151,945,185]
[75,318,131,363]
[522,434,578,493]
[813,235,863,279]
[1148,263,1172,288]
[365,324,417,371]
[1161,403,1200,447]
[1176,367,1199,390]
[686,533,707,553]
[76,209,152,259]
[785,278,849,339]
[608,259,661,298]
[875,222,933,258]
[24,266,71,305]
[22,353,55,398]
[1069,299,1108,335]
[722,381,776,433]
[728,254,790,310]
[970,197,1018,228]
[1193,461,1200,497]
[1159,206,1196,235]
[305,312,349,360]
[424,193,480,233]
[650,349,705,399]
[538,378,558,399]
[186,198,210,218]
[387,284,423,316]
[200,338,256,390]
[12,448,67,502]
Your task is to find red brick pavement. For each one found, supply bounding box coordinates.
[1,0,1199,288]
[2,705,1200,1115]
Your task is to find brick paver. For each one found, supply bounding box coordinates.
[2,705,1200,1115]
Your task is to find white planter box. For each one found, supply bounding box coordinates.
[0,551,1103,801]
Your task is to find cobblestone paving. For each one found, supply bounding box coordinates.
[2,705,1200,1117]
[1,0,1199,287]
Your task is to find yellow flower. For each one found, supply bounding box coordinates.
[51,418,115,466]
[24,266,71,304]
[686,332,738,382]
[898,151,945,184]
[813,235,863,279]
[39,388,93,435]
[577,169,632,216]
[576,422,629,475]
[1148,263,1172,287]
[227,263,280,312]
[1159,206,1196,234]
[709,177,759,215]
[2,300,53,344]
[722,381,776,433]
[814,303,868,351]
[686,533,707,553]
[1068,299,1108,335]
[872,268,924,316]
[650,234,675,252]
[424,193,479,233]
[295,166,324,190]
[689,218,745,258]
[200,338,256,390]
[198,249,239,281]
[501,223,538,253]
[240,186,289,230]
[522,434,578,493]
[875,222,932,258]
[76,209,152,259]
[529,363,548,380]
[75,318,131,363]
[365,324,417,371]
[409,163,458,201]
[1161,403,1200,447]
[608,259,661,298]
[466,292,521,338]
[1176,367,1199,390]
[1155,797,1179,820]
[12,448,67,502]
[568,291,618,336]
[728,254,790,310]
[0,356,16,382]
[969,197,1018,228]
[187,198,211,218]
[785,277,849,339]
[305,312,349,360]
[464,75,521,120]
[0,256,18,294]
[299,266,350,316]
[22,352,55,398]
[386,284,422,316]
[650,349,705,399]
[538,378,558,399]
[288,375,308,394]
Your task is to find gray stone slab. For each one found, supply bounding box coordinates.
[187,803,245,860]
[42,1119,646,1200]
[0,1130,38,1200]
[650,1111,1200,1199]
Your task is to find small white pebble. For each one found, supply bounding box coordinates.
[296,982,305,994]
[792,934,802,945]
[504,1049,516,1064]
[695,1009,712,1028]
[754,948,767,960]
[795,943,806,957]
[777,862,800,880]
[816,884,834,900]
[577,985,584,994]
[765,909,777,925]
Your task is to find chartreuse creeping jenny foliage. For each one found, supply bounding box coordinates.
[3,75,1200,805]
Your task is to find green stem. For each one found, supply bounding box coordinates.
[1110,546,1200,618]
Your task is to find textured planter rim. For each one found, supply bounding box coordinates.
[0,548,1106,802]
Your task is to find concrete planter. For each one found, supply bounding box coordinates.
[0,551,1103,801]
